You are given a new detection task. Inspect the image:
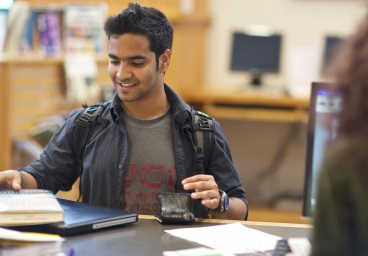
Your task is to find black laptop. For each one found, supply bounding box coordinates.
[10,199,138,236]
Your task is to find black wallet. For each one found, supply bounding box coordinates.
[155,192,195,224]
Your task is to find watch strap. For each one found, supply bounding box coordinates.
[208,189,228,214]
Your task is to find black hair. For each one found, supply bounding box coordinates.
[104,2,173,69]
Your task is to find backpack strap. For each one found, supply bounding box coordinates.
[191,109,215,174]
[73,102,109,200]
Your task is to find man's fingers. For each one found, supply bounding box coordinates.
[182,174,212,184]
[183,180,208,190]
[12,182,22,190]
[201,197,220,209]
[11,173,22,190]
[0,170,22,191]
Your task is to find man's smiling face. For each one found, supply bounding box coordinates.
[108,33,164,103]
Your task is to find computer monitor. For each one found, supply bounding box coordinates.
[321,35,345,74]
[230,32,282,87]
[302,82,343,218]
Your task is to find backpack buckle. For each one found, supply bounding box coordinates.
[198,117,212,130]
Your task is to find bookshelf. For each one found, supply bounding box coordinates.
[0,1,210,170]
[21,0,210,94]
[26,0,208,17]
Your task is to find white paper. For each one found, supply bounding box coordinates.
[165,222,280,254]
[64,53,101,102]
[287,237,311,256]
[163,247,235,256]
[64,53,97,78]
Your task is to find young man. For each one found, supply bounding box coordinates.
[0,3,247,220]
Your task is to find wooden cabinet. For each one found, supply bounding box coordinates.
[1,56,109,139]
[0,61,11,171]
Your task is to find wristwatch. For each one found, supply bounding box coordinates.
[211,189,229,214]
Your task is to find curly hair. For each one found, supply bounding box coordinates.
[327,14,368,137]
[104,2,173,69]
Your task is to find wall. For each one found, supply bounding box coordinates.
[203,0,366,209]
[205,0,366,95]
[219,119,307,209]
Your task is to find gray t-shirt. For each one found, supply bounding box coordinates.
[123,107,175,215]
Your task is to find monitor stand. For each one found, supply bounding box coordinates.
[241,71,285,96]
[250,71,263,88]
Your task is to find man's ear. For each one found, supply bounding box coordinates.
[160,49,171,73]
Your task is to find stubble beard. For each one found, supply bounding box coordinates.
[120,83,157,103]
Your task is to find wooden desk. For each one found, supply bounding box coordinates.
[186,89,309,123]
[248,206,312,225]
[59,215,312,256]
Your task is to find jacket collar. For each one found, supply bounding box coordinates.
[108,83,191,125]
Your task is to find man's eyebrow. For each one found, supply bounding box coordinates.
[108,53,147,61]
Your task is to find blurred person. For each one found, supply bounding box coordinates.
[311,13,368,255]
[0,3,248,220]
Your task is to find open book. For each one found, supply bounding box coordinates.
[0,189,64,226]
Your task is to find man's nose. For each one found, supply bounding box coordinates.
[116,62,132,79]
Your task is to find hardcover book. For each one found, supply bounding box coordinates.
[2,1,30,54]
[34,8,63,56]
[10,199,139,236]
[0,189,64,226]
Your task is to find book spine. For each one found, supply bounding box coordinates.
[20,9,36,53]
[3,1,31,54]
[0,10,8,52]
[35,10,63,56]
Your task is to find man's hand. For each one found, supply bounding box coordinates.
[0,170,23,190]
[182,174,221,210]
[0,170,37,190]
[182,174,248,220]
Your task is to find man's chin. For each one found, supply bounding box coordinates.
[120,95,139,103]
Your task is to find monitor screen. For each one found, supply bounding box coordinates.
[321,35,345,73]
[302,82,343,218]
[230,32,282,86]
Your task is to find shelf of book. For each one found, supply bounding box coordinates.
[0,0,210,170]
[25,0,208,17]
[3,0,209,57]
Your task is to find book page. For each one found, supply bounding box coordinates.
[0,190,63,213]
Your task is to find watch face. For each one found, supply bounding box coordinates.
[224,194,230,211]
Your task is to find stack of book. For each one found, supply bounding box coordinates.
[0,189,64,227]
